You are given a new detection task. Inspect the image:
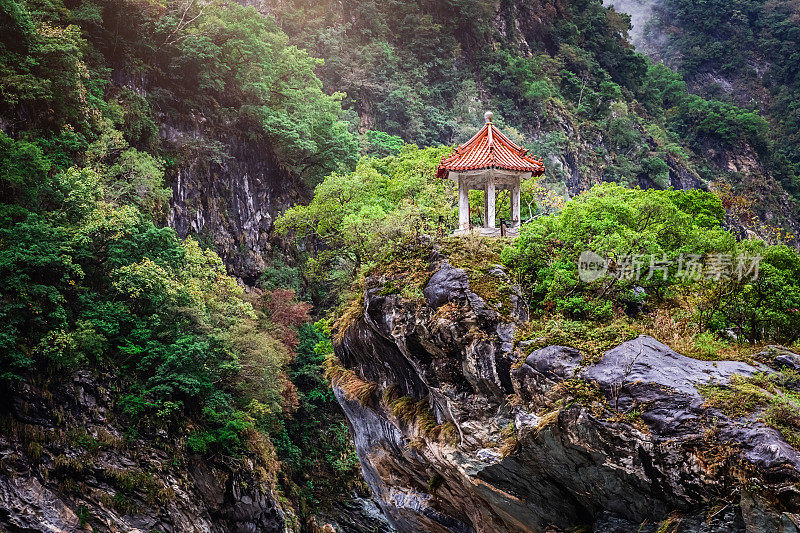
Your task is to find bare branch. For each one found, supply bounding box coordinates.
[162,0,206,47]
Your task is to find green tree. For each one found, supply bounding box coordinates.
[276,145,455,291]
[502,183,734,319]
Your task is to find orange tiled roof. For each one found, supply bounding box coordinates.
[437,119,545,179]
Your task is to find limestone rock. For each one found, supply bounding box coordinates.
[334,259,800,533]
[0,372,287,532]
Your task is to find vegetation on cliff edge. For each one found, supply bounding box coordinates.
[0,0,361,523]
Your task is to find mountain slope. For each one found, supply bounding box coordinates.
[270,0,800,241]
[1,0,359,280]
[0,1,364,529]
[609,0,800,201]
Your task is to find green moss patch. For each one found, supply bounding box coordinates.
[699,371,800,446]
[517,315,642,364]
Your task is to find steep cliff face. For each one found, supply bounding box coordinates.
[606,0,768,111]
[606,0,800,235]
[162,118,307,282]
[0,372,288,532]
[332,250,800,532]
[106,63,310,282]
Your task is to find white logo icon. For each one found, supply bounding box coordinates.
[578,251,608,282]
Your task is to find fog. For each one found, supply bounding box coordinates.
[604,0,659,48]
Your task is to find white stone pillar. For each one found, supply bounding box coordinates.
[485,176,496,229]
[458,176,469,231]
[512,180,521,227]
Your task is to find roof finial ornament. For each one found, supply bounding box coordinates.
[484,111,494,123]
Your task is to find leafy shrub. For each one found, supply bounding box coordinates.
[0,131,54,212]
[502,182,733,319]
[102,148,169,218]
[277,145,456,298]
[712,242,800,342]
[503,182,800,343]
[362,130,405,157]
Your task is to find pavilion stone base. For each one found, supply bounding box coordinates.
[453,226,520,238]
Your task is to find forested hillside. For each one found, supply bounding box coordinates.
[2,0,800,531]
[270,0,800,240]
[0,0,367,529]
[636,0,800,199]
[2,0,359,279]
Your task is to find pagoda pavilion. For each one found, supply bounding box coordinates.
[437,112,545,236]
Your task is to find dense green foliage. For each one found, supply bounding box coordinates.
[277,145,456,297]
[0,164,296,452]
[502,183,732,319]
[0,0,362,518]
[272,0,651,144]
[502,183,800,342]
[271,321,363,512]
[647,0,800,194]
[0,0,357,186]
[271,0,471,145]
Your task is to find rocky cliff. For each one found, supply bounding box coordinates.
[332,246,800,532]
[162,117,307,282]
[104,66,309,282]
[0,372,288,532]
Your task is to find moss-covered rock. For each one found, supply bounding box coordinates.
[332,243,800,532]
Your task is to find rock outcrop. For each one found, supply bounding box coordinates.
[0,372,287,532]
[333,254,800,532]
[163,118,307,282]
[107,68,309,282]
